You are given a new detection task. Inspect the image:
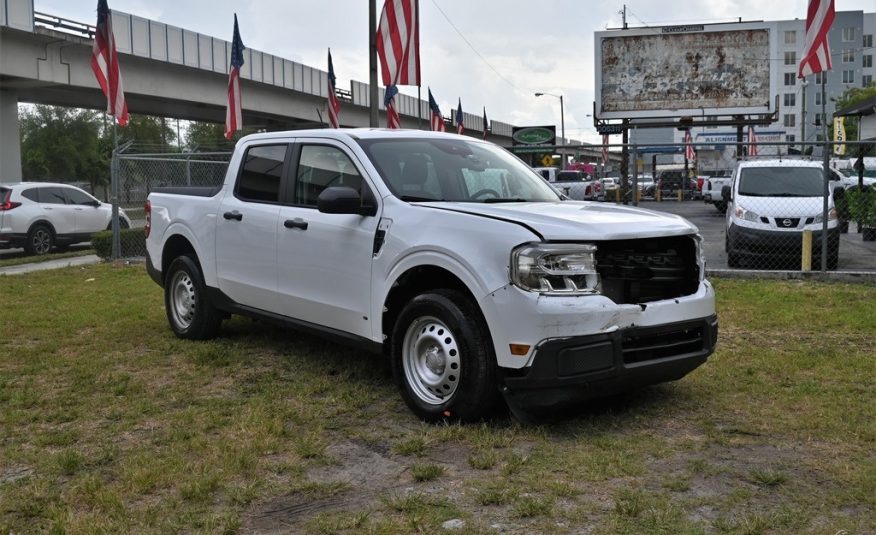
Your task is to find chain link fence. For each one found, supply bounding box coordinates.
[590,139,876,272]
[104,140,876,274]
[110,148,232,258]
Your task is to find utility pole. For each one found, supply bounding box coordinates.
[622,5,628,29]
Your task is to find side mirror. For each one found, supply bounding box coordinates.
[89,200,101,207]
[317,186,377,216]
[721,185,731,202]
[832,185,845,201]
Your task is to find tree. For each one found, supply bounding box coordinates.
[118,114,177,151]
[830,82,876,155]
[19,105,108,194]
[185,121,260,151]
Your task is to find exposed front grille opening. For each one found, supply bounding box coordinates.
[622,325,705,364]
[594,236,699,304]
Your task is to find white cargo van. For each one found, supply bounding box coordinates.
[723,160,840,269]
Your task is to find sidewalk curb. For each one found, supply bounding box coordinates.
[0,255,102,276]
[707,268,876,284]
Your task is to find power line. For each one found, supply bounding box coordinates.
[428,0,524,95]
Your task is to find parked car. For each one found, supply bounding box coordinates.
[723,160,839,269]
[146,129,717,422]
[0,182,131,255]
[635,175,655,197]
[531,167,601,200]
[657,171,697,199]
[598,177,619,201]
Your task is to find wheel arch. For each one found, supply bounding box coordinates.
[28,219,57,236]
[161,234,200,282]
[381,264,484,357]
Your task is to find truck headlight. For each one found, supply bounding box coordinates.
[511,244,600,294]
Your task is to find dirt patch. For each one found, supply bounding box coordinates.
[243,439,410,533]
[0,464,34,485]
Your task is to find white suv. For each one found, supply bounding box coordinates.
[0,182,131,255]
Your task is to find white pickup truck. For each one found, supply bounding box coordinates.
[145,129,717,421]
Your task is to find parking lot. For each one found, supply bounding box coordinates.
[630,199,876,272]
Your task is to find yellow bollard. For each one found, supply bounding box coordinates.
[677,189,683,202]
[615,188,621,202]
[801,230,812,271]
[656,189,661,202]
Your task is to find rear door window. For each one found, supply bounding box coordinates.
[235,145,288,203]
[21,188,39,202]
[39,187,68,204]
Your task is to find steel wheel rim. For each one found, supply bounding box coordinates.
[32,229,51,254]
[402,316,461,405]
[169,271,196,330]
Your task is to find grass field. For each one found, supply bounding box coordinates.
[1,265,874,534]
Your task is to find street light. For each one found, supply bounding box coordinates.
[535,92,565,167]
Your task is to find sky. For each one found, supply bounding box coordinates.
[34,0,876,144]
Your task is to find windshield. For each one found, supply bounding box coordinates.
[357,138,561,202]
[738,167,825,197]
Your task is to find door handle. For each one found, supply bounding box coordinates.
[223,211,243,221]
[284,218,308,230]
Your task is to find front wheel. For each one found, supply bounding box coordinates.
[164,255,223,340]
[391,290,500,422]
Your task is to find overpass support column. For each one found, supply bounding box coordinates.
[0,89,22,182]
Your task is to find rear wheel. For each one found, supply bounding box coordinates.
[391,290,500,422]
[25,224,53,256]
[164,255,223,339]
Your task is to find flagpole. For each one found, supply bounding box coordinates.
[111,117,120,261]
[417,86,422,130]
[820,74,828,271]
[369,0,378,127]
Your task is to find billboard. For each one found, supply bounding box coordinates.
[595,22,774,120]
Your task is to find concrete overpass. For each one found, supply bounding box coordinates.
[0,0,597,181]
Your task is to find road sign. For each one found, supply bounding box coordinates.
[541,155,554,167]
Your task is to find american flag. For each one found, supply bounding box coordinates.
[385,85,401,129]
[455,98,464,135]
[428,89,445,132]
[90,0,128,126]
[601,134,609,164]
[798,0,835,78]
[482,107,489,140]
[327,49,341,129]
[376,0,420,86]
[748,126,758,157]
[684,130,696,161]
[224,14,245,139]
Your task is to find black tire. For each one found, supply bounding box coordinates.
[25,224,53,256]
[828,244,839,271]
[391,289,500,423]
[164,255,223,340]
[726,234,741,268]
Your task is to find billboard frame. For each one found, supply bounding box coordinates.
[595,21,778,121]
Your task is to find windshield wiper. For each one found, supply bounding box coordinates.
[483,197,529,203]
[400,195,444,202]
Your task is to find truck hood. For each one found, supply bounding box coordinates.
[425,201,698,241]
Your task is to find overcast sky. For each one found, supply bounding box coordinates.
[34,0,875,144]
